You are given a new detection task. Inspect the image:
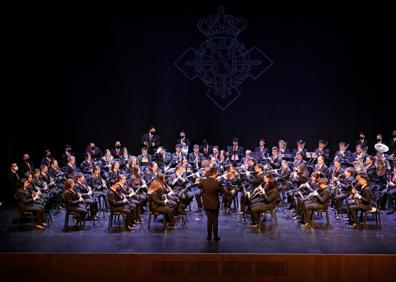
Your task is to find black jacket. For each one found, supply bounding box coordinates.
[199,177,226,210]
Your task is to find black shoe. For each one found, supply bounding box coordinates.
[349,223,359,229]
[207,236,212,241]
[213,236,221,241]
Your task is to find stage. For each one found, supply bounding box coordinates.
[1,204,395,254]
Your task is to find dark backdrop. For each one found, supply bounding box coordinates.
[6,1,395,167]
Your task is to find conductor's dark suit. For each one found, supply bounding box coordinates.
[199,177,227,239]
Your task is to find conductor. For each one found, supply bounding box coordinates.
[199,167,234,241]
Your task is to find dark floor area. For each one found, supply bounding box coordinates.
[1,203,396,254]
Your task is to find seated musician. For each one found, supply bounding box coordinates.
[293,152,306,167]
[188,144,205,171]
[85,143,103,162]
[115,174,140,222]
[126,156,140,176]
[287,164,311,211]
[352,144,367,172]
[314,139,331,164]
[218,150,230,172]
[147,178,176,228]
[380,166,396,212]
[80,153,95,176]
[240,163,266,214]
[334,141,352,166]
[301,178,331,227]
[100,149,114,177]
[347,173,373,228]
[253,138,269,163]
[168,165,194,215]
[144,161,159,185]
[108,161,121,186]
[292,171,320,219]
[127,166,148,211]
[153,146,167,171]
[88,166,109,210]
[41,149,55,167]
[137,146,152,168]
[171,144,184,167]
[219,165,240,214]
[64,155,78,179]
[210,146,220,161]
[107,178,135,231]
[16,178,46,229]
[249,174,279,227]
[314,156,330,178]
[278,140,292,161]
[292,139,307,160]
[110,141,123,160]
[269,147,282,169]
[118,147,131,171]
[333,167,355,218]
[74,173,98,219]
[62,179,87,229]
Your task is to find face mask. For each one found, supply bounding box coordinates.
[91,146,95,150]
[377,138,381,142]
[360,137,364,139]
[115,145,121,149]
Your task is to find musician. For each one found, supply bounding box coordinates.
[16,178,46,229]
[279,160,292,179]
[278,140,291,161]
[110,141,123,159]
[289,164,310,188]
[88,166,109,210]
[289,171,320,217]
[63,179,88,229]
[85,143,103,161]
[356,132,369,151]
[375,133,384,146]
[181,157,193,174]
[108,161,121,186]
[301,178,331,227]
[27,171,46,207]
[314,139,331,164]
[171,144,184,167]
[241,150,254,167]
[218,150,230,172]
[199,167,234,240]
[253,138,269,163]
[119,147,131,171]
[107,178,135,230]
[188,144,205,171]
[168,165,194,214]
[8,163,20,194]
[48,160,66,189]
[61,144,75,167]
[364,155,377,184]
[293,152,306,168]
[127,166,148,210]
[39,164,53,188]
[140,125,160,154]
[208,156,219,171]
[352,144,367,168]
[74,173,98,219]
[19,153,34,177]
[126,156,140,176]
[100,149,114,174]
[176,130,191,155]
[200,139,212,159]
[347,173,373,228]
[115,174,140,222]
[292,139,307,159]
[334,142,353,166]
[250,174,279,227]
[380,166,396,212]
[269,147,282,169]
[80,153,95,175]
[388,130,396,159]
[64,155,77,179]
[333,167,355,218]
[144,162,159,185]
[41,149,54,167]
[314,156,330,178]
[219,165,240,213]
[240,163,266,213]
[227,137,244,165]
[137,146,152,168]
[210,146,220,161]
[148,178,175,228]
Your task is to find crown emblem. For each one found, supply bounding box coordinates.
[197,6,247,39]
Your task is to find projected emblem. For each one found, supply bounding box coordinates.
[174,6,273,110]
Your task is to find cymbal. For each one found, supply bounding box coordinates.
[374,143,389,153]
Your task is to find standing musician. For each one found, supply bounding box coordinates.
[301,178,331,227]
[140,125,160,155]
[347,173,373,228]
[356,131,369,150]
[200,139,212,159]
[85,143,103,161]
[249,174,279,227]
[110,141,123,159]
[253,138,269,163]
[199,167,235,240]
[147,177,176,228]
[62,179,87,229]
[74,173,98,220]
[107,178,135,231]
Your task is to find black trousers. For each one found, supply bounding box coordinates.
[205,208,219,238]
